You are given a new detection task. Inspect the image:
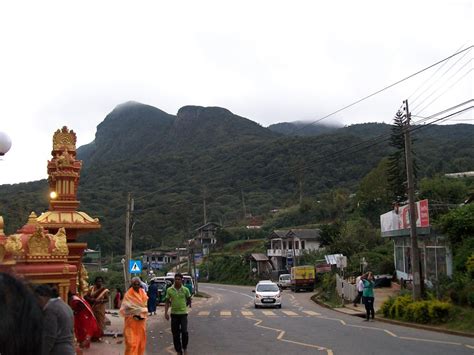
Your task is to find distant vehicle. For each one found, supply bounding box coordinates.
[277,274,291,289]
[166,272,176,277]
[253,281,282,308]
[290,265,315,292]
[183,275,195,295]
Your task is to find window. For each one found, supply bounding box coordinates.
[283,241,287,249]
[295,241,299,249]
[395,246,404,272]
[301,241,305,249]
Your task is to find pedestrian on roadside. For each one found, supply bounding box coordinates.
[114,288,124,309]
[120,277,148,355]
[0,272,43,355]
[165,273,192,355]
[147,280,159,316]
[35,284,75,355]
[362,271,375,321]
[139,277,149,292]
[353,273,365,307]
[84,276,110,337]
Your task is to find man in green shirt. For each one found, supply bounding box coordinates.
[165,273,192,355]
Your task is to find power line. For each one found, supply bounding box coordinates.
[134,47,474,203]
[409,45,472,105]
[134,101,472,212]
[287,46,473,135]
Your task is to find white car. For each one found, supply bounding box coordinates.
[253,281,282,308]
[278,274,291,289]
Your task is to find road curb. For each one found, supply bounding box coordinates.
[311,295,474,339]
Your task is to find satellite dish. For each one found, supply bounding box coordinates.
[0,132,12,156]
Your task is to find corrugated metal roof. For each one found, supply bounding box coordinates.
[251,253,269,262]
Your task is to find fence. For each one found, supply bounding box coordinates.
[335,274,357,302]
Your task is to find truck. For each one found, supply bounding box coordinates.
[290,265,315,292]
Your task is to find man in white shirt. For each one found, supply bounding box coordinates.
[353,275,365,307]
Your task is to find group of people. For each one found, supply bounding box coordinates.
[0,271,192,355]
[353,271,375,321]
[120,273,192,355]
[0,272,75,355]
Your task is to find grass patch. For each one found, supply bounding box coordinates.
[441,305,474,333]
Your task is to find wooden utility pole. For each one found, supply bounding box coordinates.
[241,189,247,219]
[202,186,208,224]
[124,192,131,288]
[402,100,422,300]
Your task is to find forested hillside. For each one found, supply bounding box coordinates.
[1,102,473,254]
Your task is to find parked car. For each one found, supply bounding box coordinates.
[253,281,282,308]
[277,274,291,289]
[290,265,315,292]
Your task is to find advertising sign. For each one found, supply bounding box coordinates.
[380,199,429,233]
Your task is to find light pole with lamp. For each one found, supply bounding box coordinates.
[0,131,12,158]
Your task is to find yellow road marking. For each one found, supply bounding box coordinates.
[220,311,232,316]
[282,310,298,316]
[248,317,331,353]
[241,311,254,316]
[262,310,276,316]
[302,310,321,316]
[197,311,210,316]
[398,336,462,346]
[319,316,346,325]
[465,344,474,349]
[384,329,397,337]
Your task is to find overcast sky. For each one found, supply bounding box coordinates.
[0,0,472,185]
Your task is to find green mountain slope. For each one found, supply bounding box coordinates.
[1,102,473,255]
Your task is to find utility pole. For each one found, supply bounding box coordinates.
[202,186,208,224]
[241,189,247,219]
[124,192,131,288]
[124,193,134,288]
[402,100,422,300]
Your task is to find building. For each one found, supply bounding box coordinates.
[193,222,220,245]
[142,251,181,270]
[380,199,452,286]
[267,229,321,270]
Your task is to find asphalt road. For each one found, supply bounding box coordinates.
[145,283,474,355]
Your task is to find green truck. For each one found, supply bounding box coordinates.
[290,265,315,292]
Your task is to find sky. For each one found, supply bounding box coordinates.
[0,0,472,185]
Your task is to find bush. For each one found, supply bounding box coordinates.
[428,300,452,323]
[405,301,430,324]
[389,294,413,319]
[380,296,395,317]
[381,294,452,324]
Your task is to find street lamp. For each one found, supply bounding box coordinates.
[0,131,12,157]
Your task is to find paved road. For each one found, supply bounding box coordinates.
[146,283,474,355]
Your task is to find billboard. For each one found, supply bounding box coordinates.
[380,199,430,234]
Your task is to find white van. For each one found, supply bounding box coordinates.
[278,274,291,289]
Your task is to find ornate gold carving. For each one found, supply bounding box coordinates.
[77,263,90,295]
[5,234,24,255]
[52,227,69,255]
[53,126,77,151]
[27,212,38,225]
[0,216,4,234]
[27,228,50,256]
[0,244,5,262]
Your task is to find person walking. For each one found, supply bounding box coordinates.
[147,280,159,316]
[362,272,375,321]
[84,276,110,337]
[120,277,149,355]
[35,284,75,355]
[0,273,43,355]
[114,288,123,309]
[353,274,364,307]
[165,273,192,355]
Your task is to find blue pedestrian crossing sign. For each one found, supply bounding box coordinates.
[129,260,142,274]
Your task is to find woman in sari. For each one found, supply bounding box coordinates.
[84,276,110,336]
[69,294,102,349]
[120,277,149,355]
